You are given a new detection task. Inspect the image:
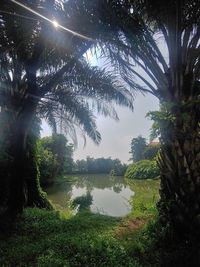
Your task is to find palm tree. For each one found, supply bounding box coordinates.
[65,0,200,241]
[0,0,133,215]
[108,1,200,242]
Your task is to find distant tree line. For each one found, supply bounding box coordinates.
[38,134,160,182]
[37,135,127,186]
[74,157,127,176]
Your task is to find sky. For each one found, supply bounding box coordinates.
[41,92,159,163]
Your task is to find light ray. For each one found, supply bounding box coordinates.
[0,10,38,21]
[9,0,93,41]
[52,20,59,28]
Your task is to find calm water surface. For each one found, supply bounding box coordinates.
[45,174,134,217]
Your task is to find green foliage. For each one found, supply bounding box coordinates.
[143,144,160,160]
[112,159,127,176]
[127,179,160,218]
[125,160,159,180]
[129,136,147,162]
[146,104,175,142]
[37,143,57,185]
[0,0,134,213]
[0,179,160,267]
[0,209,141,267]
[37,134,74,185]
[74,157,127,175]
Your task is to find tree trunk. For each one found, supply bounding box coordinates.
[2,114,52,218]
[158,102,200,242]
[6,122,27,215]
[25,135,53,210]
[0,110,11,209]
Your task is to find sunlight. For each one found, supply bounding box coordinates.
[52,20,59,28]
[10,0,93,41]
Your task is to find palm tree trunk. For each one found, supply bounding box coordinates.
[4,111,52,216]
[158,103,200,242]
[0,110,11,209]
[6,121,27,215]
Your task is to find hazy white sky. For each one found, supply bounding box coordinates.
[41,92,159,163]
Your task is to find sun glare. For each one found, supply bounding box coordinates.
[10,0,93,40]
[52,20,59,28]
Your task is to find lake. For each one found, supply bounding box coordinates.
[45,174,135,217]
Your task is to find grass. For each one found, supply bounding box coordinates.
[0,179,160,267]
[127,179,160,218]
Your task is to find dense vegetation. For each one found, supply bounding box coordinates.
[0,0,134,215]
[37,134,74,185]
[0,180,160,267]
[74,157,127,176]
[125,160,159,180]
[37,140,127,185]
[129,136,160,162]
[126,136,160,180]
[1,0,200,265]
[129,136,147,162]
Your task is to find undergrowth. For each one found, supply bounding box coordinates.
[0,179,161,267]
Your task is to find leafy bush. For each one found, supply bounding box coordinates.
[125,160,159,180]
[37,134,74,185]
[37,143,58,185]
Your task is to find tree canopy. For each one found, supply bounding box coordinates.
[0,0,135,215]
[129,135,147,162]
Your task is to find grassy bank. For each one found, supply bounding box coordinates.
[0,179,160,267]
[127,179,160,218]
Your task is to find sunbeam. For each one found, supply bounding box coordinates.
[9,0,93,41]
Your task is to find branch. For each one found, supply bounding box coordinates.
[182,26,192,66]
[134,59,160,88]
[125,66,157,94]
[142,23,168,73]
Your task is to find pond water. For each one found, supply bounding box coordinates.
[45,174,134,217]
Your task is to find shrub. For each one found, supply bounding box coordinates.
[37,144,58,185]
[125,160,159,180]
[37,134,74,185]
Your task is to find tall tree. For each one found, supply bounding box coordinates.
[0,0,133,216]
[66,0,200,242]
[99,0,200,242]
[37,134,74,185]
[129,135,147,162]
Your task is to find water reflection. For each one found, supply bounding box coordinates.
[72,192,93,211]
[45,174,134,217]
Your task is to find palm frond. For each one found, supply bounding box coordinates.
[38,93,101,145]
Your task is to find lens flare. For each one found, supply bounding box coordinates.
[52,20,59,28]
[10,0,93,41]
